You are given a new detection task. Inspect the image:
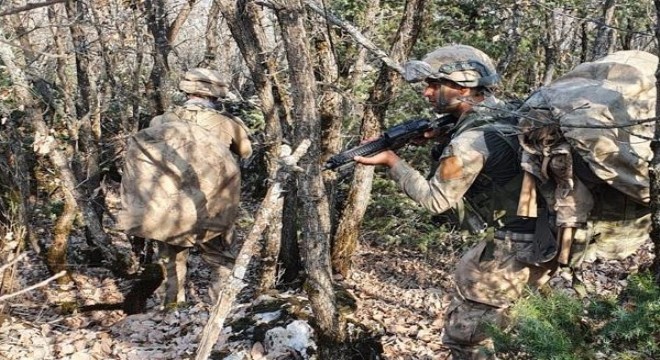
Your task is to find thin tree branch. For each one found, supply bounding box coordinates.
[0,252,27,273]
[0,0,66,17]
[257,0,404,75]
[0,270,67,302]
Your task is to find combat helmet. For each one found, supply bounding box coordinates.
[404,45,500,88]
[178,68,228,99]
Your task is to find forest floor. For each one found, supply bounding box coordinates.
[0,182,655,360]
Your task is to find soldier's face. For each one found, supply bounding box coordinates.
[423,80,464,114]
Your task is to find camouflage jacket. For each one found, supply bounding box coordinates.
[117,99,252,246]
[389,96,529,231]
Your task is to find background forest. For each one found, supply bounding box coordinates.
[1,0,660,359]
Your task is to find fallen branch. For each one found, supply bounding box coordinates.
[0,252,27,273]
[0,270,67,302]
[195,140,311,360]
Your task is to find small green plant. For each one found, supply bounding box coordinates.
[590,273,660,359]
[490,272,660,360]
[490,289,593,360]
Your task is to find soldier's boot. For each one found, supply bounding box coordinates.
[158,243,189,305]
[444,341,497,360]
[199,235,235,304]
[442,298,504,360]
[208,265,231,304]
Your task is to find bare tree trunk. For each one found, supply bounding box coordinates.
[143,0,173,114]
[345,0,380,88]
[0,118,36,300]
[89,3,126,127]
[200,0,221,66]
[579,7,589,63]
[128,7,147,132]
[542,10,558,85]
[315,28,343,190]
[47,6,77,130]
[139,0,200,114]
[48,187,76,283]
[332,0,425,277]
[651,0,660,283]
[5,7,79,278]
[0,28,129,278]
[497,1,524,75]
[216,0,293,292]
[167,0,198,44]
[590,0,616,61]
[274,0,341,348]
[64,0,106,233]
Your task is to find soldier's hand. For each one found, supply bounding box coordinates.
[354,150,400,168]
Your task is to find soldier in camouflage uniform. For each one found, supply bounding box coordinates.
[356,46,654,359]
[118,68,252,306]
[354,45,558,359]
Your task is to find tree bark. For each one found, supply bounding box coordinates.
[64,0,106,230]
[47,6,77,130]
[590,0,616,61]
[273,0,341,347]
[497,1,524,75]
[143,0,173,114]
[200,0,221,66]
[331,0,425,277]
[167,0,198,44]
[216,0,294,292]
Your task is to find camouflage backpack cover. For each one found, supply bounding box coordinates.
[116,116,241,247]
[518,50,656,229]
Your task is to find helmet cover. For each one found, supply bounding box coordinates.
[404,45,500,88]
[179,68,228,98]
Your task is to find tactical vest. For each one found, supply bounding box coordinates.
[451,100,534,233]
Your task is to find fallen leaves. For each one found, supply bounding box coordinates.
[0,227,654,360]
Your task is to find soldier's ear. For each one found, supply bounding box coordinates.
[459,86,473,96]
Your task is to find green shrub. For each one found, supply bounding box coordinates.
[490,289,593,360]
[590,273,660,359]
[490,272,660,360]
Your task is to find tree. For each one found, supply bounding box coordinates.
[330,0,425,276]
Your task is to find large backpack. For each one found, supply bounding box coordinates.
[116,116,241,247]
[518,51,656,220]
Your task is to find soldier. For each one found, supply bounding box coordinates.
[354,45,557,359]
[118,68,252,306]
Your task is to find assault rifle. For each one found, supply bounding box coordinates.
[324,114,456,171]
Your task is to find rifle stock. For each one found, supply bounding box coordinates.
[324,114,455,171]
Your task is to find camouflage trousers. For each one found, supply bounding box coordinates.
[443,211,650,359]
[157,237,234,305]
[443,233,557,360]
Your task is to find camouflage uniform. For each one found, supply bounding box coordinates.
[118,68,252,305]
[394,48,654,359]
[390,96,554,359]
